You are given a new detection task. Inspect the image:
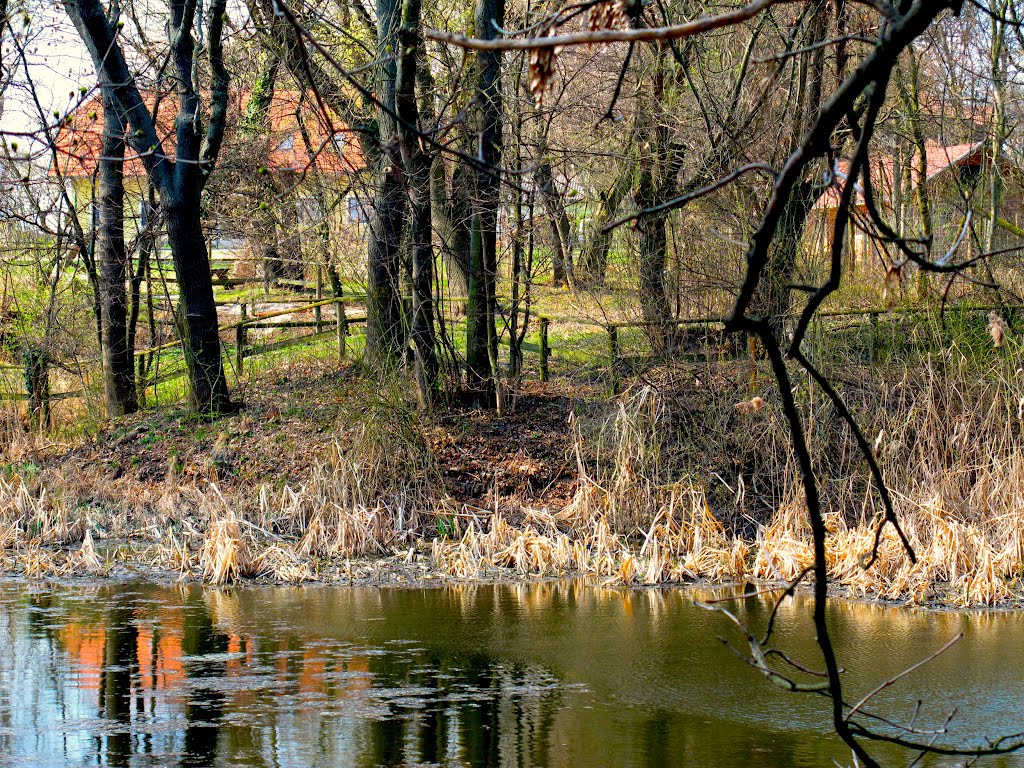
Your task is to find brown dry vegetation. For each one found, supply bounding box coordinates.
[2,344,1024,608]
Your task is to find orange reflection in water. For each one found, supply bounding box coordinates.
[58,623,105,691]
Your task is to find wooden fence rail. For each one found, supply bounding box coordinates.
[0,301,1015,406]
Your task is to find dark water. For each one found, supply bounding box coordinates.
[0,580,1022,767]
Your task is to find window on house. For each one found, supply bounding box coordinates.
[277,134,295,152]
[332,132,346,156]
[347,196,369,223]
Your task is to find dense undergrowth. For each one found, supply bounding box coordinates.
[1,319,1023,607]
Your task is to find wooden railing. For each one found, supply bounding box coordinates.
[0,301,1015,406]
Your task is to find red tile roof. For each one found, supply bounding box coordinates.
[51,89,363,180]
[814,140,988,211]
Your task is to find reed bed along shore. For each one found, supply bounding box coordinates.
[2,343,1024,607]
[0,467,1019,607]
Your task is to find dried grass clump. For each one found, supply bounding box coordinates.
[200,509,251,585]
[566,386,665,532]
[294,463,406,558]
[74,528,103,574]
[0,477,86,548]
[250,545,314,582]
[432,483,747,586]
[436,352,1024,605]
[711,340,1024,606]
[333,375,439,510]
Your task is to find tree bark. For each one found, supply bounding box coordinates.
[164,190,231,412]
[431,157,472,296]
[750,1,830,339]
[536,160,573,288]
[465,0,504,402]
[364,0,408,366]
[24,349,49,431]
[63,0,235,414]
[397,0,439,404]
[98,90,137,416]
[254,0,413,371]
[579,170,629,283]
[631,42,681,354]
[896,51,934,301]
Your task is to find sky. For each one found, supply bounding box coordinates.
[3,4,92,130]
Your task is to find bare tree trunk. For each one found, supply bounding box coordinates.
[580,170,629,284]
[127,191,156,390]
[751,1,830,339]
[754,180,817,336]
[431,157,472,297]
[98,90,137,416]
[64,0,235,414]
[278,180,305,282]
[536,160,573,288]
[632,43,681,354]
[419,60,470,300]
[397,0,439,405]
[465,0,504,402]
[365,0,407,366]
[164,190,231,412]
[24,349,49,430]
[983,0,1009,309]
[896,51,934,301]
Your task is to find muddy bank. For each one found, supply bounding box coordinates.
[3,362,1024,608]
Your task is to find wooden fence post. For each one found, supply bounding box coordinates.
[608,325,620,394]
[235,303,247,379]
[539,317,549,381]
[314,266,323,333]
[869,311,879,369]
[336,299,347,360]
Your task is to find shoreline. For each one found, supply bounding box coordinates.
[4,364,1023,612]
[4,538,1022,613]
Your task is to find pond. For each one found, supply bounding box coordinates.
[0,580,1021,767]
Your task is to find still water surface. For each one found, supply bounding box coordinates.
[0,580,1022,767]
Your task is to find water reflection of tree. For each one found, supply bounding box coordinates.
[98,594,137,767]
[357,650,561,768]
[179,590,227,768]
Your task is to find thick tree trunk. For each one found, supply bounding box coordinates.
[466,212,492,396]
[636,213,673,352]
[431,158,471,297]
[536,160,573,288]
[752,3,830,339]
[753,180,817,337]
[580,171,629,283]
[164,192,232,413]
[631,44,681,355]
[98,94,137,416]
[896,52,934,301]
[62,0,234,415]
[365,0,407,365]
[24,349,49,431]
[365,163,407,364]
[257,179,284,286]
[466,0,504,402]
[397,1,439,405]
[420,59,469,301]
[278,187,304,282]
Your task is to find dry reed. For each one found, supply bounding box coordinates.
[0,342,1021,606]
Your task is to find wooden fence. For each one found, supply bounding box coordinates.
[0,301,1014,406]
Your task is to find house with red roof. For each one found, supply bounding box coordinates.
[809,139,1024,269]
[51,88,368,276]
